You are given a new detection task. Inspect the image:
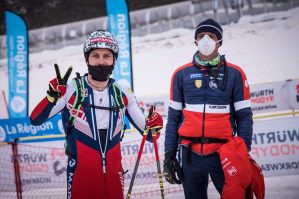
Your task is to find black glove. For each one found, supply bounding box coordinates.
[163,150,183,184]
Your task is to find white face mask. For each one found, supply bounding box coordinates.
[196,35,221,56]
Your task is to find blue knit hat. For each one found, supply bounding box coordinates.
[194,19,223,45]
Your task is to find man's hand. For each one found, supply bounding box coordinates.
[47,64,72,103]
[146,105,163,132]
[145,105,163,140]
[163,150,183,184]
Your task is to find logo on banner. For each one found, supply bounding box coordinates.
[10,96,26,113]
[6,11,28,118]
[53,160,67,176]
[195,80,202,88]
[106,0,133,89]
[0,127,6,141]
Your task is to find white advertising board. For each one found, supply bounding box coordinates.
[250,79,299,114]
[250,116,299,176]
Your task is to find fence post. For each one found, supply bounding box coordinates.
[247,0,253,10]
[236,0,243,19]
[262,0,269,12]
[222,0,229,15]
[213,0,219,22]
[289,0,294,7]
[11,139,23,199]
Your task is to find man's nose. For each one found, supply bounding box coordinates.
[96,57,105,65]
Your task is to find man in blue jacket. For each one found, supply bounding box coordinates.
[163,19,253,199]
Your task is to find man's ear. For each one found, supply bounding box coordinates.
[113,55,117,65]
[194,40,198,46]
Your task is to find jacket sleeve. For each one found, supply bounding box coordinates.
[125,93,146,134]
[30,83,69,125]
[233,69,253,150]
[165,70,184,153]
[117,81,147,136]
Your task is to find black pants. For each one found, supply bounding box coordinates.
[181,146,224,199]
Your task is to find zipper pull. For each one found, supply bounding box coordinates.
[102,155,106,174]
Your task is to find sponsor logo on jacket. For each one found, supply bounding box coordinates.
[209,80,218,89]
[221,157,238,176]
[208,105,227,109]
[195,80,202,88]
[190,73,202,79]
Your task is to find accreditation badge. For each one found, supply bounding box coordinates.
[195,79,202,88]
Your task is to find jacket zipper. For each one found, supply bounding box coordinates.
[90,86,111,195]
[201,72,208,154]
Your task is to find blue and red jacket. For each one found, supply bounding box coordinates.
[165,53,253,155]
[30,75,147,199]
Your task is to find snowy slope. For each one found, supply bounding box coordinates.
[1,7,299,113]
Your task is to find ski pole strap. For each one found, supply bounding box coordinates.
[64,75,85,156]
[112,83,125,109]
[180,136,227,144]
[112,83,128,140]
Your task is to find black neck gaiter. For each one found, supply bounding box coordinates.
[87,64,114,81]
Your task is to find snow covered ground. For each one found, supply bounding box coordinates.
[1,6,299,199]
[1,6,299,112]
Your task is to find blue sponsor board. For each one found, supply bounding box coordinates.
[5,11,29,118]
[0,115,64,142]
[106,0,133,89]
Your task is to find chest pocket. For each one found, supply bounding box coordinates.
[183,72,205,103]
[207,73,233,104]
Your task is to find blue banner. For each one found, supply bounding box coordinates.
[0,115,64,143]
[5,11,29,118]
[106,0,133,90]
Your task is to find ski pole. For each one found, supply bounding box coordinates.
[126,106,155,199]
[126,129,148,199]
[152,129,165,199]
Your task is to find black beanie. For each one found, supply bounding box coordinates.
[194,19,223,45]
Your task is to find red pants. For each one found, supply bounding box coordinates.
[68,141,124,199]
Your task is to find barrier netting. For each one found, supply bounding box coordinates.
[0,132,183,199]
